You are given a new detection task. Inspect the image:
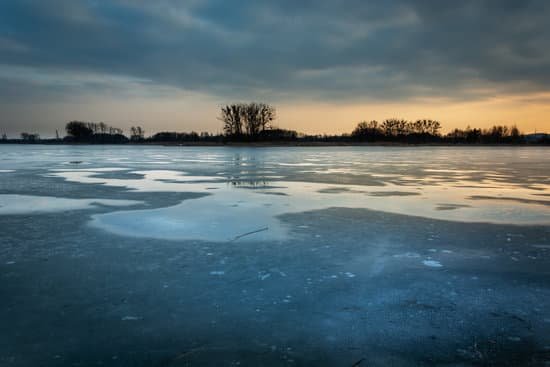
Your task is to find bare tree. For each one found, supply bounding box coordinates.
[258,103,276,132]
[220,104,244,136]
[381,119,407,136]
[244,102,261,136]
[220,102,276,137]
[130,126,145,141]
[352,120,381,140]
[20,132,40,142]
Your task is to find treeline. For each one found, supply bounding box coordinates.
[351,119,442,143]
[445,125,523,144]
[64,121,128,143]
[149,131,222,143]
[349,119,527,144]
[1,102,548,144]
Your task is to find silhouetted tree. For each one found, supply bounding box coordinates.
[351,118,442,143]
[220,104,244,136]
[352,120,382,141]
[130,126,145,141]
[220,102,276,138]
[381,119,409,137]
[258,103,276,132]
[20,132,40,142]
[65,121,128,143]
[407,119,441,135]
[246,102,275,134]
[66,121,94,140]
[509,125,522,143]
[444,124,524,144]
[258,128,298,140]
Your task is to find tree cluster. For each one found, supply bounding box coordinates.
[446,125,522,144]
[352,119,442,142]
[219,103,276,137]
[20,132,40,142]
[65,121,128,143]
[130,126,145,142]
[149,131,222,143]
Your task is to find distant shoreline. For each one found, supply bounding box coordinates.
[1,141,549,147]
[10,118,549,146]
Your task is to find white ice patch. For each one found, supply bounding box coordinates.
[47,169,222,191]
[0,195,141,215]
[37,157,550,242]
[88,173,550,242]
[258,271,271,280]
[422,260,443,268]
[50,168,128,172]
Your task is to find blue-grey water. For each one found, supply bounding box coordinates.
[1,145,549,366]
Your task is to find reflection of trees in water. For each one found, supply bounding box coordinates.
[227,152,273,188]
[227,179,270,189]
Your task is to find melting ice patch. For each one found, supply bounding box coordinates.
[46,169,223,191]
[422,260,443,268]
[90,189,290,242]
[0,195,141,215]
[43,167,550,242]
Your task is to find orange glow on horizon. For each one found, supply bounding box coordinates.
[2,91,550,137]
[278,92,550,135]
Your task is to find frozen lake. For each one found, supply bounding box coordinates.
[1,145,549,366]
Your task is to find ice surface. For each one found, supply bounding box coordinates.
[422,260,443,268]
[4,145,542,241]
[0,194,141,215]
[65,167,547,241]
[1,145,549,366]
[86,176,550,241]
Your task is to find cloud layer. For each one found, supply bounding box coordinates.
[1,0,549,101]
[1,0,550,134]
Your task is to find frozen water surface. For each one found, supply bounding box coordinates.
[1,145,550,366]
[0,194,141,215]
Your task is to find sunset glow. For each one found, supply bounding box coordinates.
[1,1,549,136]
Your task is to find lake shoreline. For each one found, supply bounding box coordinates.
[2,141,549,147]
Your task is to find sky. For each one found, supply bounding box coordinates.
[1,0,550,137]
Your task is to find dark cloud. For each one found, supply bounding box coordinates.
[0,0,549,102]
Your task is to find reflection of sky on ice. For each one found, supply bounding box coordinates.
[0,195,140,215]
[47,167,550,242]
[1,145,549,242]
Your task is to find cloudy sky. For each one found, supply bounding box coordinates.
[1,0,549,136]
